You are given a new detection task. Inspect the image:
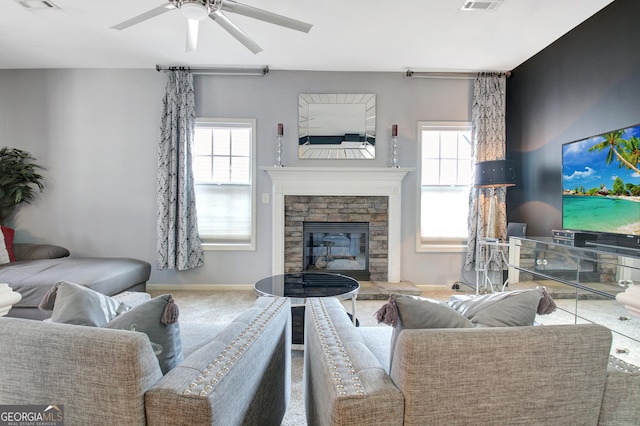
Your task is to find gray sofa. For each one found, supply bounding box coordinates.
[304,297,640,426]
[0,296,291,425]
[0,243,151,320]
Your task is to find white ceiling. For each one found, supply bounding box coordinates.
[0,0,615,72]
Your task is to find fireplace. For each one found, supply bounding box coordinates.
[263,167,411,282]
[303,222,370,280]
[285,195,388,281]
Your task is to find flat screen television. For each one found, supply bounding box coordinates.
[562,122,640,246]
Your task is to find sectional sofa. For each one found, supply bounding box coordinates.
[0,243,151,320]
[304,297,640,426]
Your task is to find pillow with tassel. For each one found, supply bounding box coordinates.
[106,294,183,374]
[447,286,556,327]
[376,294,474,329]
[38,281,127,326]
[376,294,474,368]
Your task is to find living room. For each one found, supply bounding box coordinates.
[1,0,640,424]
[0,0,635,291]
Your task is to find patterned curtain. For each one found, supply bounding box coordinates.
[464,73,507,271]
[156,70,204,271]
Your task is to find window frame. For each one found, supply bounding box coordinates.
[416,121,472,253]
[194,117,257,251]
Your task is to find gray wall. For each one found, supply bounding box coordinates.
[0,68,472,286]
[506,0,640,236]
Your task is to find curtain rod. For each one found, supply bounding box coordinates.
[155,65,269,76]
[405,69,511,80]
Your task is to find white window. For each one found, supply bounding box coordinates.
[193,118,256,250]
[417,122,472,252]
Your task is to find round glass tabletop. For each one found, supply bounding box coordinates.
[254,272,359,300]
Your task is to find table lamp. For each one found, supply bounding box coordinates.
[474,160,516,239]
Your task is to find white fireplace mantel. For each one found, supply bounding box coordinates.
[262,167,413,282]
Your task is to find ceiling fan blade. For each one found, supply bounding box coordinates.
[209,11,262,54]
[110,2,175,30]
[220,0,312,33]
[186,19,199,52]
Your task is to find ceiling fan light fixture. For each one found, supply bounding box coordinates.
[112,0,312,54]
[180,1,209,20]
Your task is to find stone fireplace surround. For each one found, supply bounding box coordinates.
[263,167,411,282]
[287,195,386,280]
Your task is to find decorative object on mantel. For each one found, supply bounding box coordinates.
[391,124,399,168]
[275,123,285,167]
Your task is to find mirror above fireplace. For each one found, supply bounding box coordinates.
[298,93,376,160]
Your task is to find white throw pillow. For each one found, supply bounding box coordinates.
[0,230,9,265]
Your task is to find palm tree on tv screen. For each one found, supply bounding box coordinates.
[624,136,640,168]
[589,130,640,174]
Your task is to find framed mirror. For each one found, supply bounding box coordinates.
[298,93,376,159]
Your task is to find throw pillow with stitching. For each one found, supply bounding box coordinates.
[105,294,183,374]
[42,281,125,327]
[448,287,544,327]
[1,226,15,262]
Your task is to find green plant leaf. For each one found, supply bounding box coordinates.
[0,147,45,224]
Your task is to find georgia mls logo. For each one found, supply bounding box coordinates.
[0,404,64,426]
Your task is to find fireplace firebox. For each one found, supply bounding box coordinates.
[303,222,370,281]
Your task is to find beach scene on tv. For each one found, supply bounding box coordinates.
[562,123,640,236]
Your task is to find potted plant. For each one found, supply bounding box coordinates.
[0,147,45,225]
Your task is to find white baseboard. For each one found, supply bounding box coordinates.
[415,284,456,291]
[148,283,458,293]
[146,283,255,292]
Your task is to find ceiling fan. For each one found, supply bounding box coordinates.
[110,0,313,54]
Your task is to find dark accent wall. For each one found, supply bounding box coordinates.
[506,0,640,236]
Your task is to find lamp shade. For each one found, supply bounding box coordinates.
[474,160,516,188]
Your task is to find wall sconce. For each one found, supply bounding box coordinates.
[474,160,516,239]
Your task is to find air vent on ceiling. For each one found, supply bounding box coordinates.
[17,0,58,9]
[461,0,503,11]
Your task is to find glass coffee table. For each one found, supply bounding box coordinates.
[254,272,359,346]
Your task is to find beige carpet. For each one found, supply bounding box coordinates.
[149,288,463,425]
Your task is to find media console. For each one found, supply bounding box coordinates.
[585,240,640,253]
[552,229,640,251]
[509,236,640,365]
